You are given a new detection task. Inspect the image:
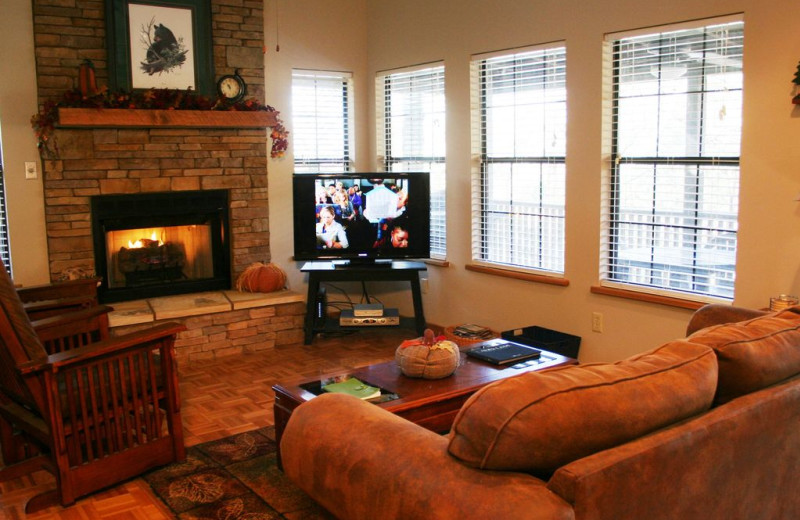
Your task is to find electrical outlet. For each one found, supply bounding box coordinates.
[25,161,38,180]
[420,277,429,294]
[592,312,604,333]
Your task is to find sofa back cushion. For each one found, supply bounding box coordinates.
[688,307,800,404]
[447,340,717,476]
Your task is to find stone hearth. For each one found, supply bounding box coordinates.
[109,289,305,364]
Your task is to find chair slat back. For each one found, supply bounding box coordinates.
[0,266,48,412]
[35,308,110,355]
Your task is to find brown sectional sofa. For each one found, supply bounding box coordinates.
[280,305,800,519]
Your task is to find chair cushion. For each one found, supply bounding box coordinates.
[688,307,800,404]
[447,340,717,476]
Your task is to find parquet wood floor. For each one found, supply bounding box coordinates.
[0,328,411,519]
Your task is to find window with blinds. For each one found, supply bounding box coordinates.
[292,70,353,173]
[0,153,10,272]
[471,45,567,274]
[376,64,446,259]
[602,17,744,301]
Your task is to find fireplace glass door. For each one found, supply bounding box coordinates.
[105,224,214,289]
[92,190,230,303]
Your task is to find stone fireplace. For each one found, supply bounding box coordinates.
[27,0,306,361]
[31,0,272,291]
[40,120,309,363]
[42,123,271,298]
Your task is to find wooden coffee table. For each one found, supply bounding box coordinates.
[273,347,577,461]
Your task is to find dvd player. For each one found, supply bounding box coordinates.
[353,303,385,317]
[340,308,400,326]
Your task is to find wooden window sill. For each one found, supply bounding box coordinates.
[590,285,707,310]
[465,264,569,286]
[424,258,450,268]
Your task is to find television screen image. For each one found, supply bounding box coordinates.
[293,172,431,264]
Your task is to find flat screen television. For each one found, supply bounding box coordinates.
[292,172,431,264]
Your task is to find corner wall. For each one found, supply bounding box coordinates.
[361,0,800,362]
[264,0,800,363]
[264,0,371,290]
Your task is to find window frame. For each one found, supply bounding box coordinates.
[291,69,354,174]
[601,16,744,303]
[470,43,568,277]
[376,63,447,260]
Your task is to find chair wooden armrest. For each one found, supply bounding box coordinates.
[48,322,187,368]
[18,278,100,320]
[31,305,114,355]
[16,278,99,303]
[31,304,113,330]
[19,322,186,375]
[24,296,99,320]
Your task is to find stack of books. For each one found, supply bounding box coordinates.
[322,378,381,400]
[451,324,495,340]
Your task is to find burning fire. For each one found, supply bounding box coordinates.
[127,232,164,249]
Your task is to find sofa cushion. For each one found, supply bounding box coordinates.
[688,307,800,404]
[447,340,717,475]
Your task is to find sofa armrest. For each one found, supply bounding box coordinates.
[281,392,574,520]
[547,377,800,520]
[685,304,768,336]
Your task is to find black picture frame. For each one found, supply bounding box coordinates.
[106,0,215,96]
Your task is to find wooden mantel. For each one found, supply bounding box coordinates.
[56,107,278,129]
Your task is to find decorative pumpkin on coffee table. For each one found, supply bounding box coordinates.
[395,329,461,379]
[235,262,287,293]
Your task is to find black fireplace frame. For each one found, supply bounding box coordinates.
[91,190,231,303]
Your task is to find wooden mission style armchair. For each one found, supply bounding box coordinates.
[0,265,186,512]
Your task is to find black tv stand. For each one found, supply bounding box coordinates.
[301,261,427,344]
[332,259,394,269]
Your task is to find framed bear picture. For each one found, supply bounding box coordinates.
[106,0,215,95]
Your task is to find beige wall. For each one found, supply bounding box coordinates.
[0,0,50,286]
[264,0,371,297]
[3,0,799,361]
[266,0,800,363]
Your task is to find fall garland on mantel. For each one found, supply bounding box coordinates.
[31,87,289,159]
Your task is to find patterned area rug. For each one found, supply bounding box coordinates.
[143,427,334,519]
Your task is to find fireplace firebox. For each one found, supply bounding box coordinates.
[91,190,231,303]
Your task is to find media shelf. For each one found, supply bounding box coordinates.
[300,261,427,344]
[311,316,419,335]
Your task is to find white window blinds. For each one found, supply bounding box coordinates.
[376,64,446,259]
[471,45,567,274]
[602,18,744,300]
[0,153,9,272]
[292,70,353,173]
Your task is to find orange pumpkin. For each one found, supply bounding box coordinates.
[235,262,287,293]
[395,330,460,379]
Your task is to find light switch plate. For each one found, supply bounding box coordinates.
[25,161,38,179]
